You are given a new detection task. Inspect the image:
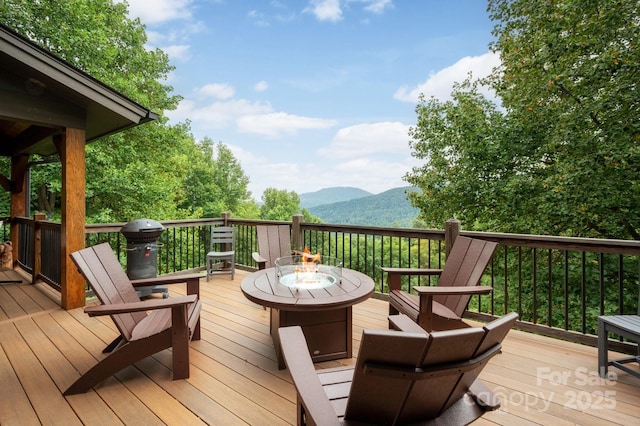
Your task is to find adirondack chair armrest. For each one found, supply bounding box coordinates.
[412,285,493,296]
[382,267,444,291]
[252,252,267,269]
[131,273,203,288]
[382,267,444,276]
[131,273,202,297]
[278,326,341,426]
[85,294,198,316]
[410,286,493,328]
[468,379,501,410]
[388,314,429,334]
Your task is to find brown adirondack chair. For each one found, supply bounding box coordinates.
[64,243,203,395]
[252,224,293,269]
[279,312,518,425]
[384,236,499,331]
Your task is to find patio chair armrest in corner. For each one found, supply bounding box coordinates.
[468,379,501,410]
[131,273,203,287]
[382,267,444,291]
[252,252,267,269]
[278,326,340,426]
[388,314,428,335]
[381,267,444,276]
[412,285,493,296]
[85,294,198,316]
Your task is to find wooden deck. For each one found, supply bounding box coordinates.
[1,269,639,425]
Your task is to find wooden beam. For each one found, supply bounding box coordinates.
[0,125,60,156]
[54,128,86,310]
[9,155,28,268]
[0,173,15,192]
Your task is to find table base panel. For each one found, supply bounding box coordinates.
[271,307,352,369]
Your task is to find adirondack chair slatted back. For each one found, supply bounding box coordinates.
[344,330,431,424]
[70,243,145,341]
[344,312,518,424]
[435,236,498,316]
[256,225,292,269]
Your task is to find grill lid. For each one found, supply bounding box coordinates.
[120,218,164,242]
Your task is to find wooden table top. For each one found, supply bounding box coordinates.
[241,267,375,311]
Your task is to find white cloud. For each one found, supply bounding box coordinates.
[358,0,394,14]
[237,147,413,199]
[126,0,193,24]
[305,0,343,22]
[237,113,337,138]
[197,83,235,100]
[248,9,270,26]
[254,81,269,92]
[162,44,191,62]
[318,122,411,159]
[303,0,393,22]
[394,51,500,103]
[167,98,273,130]
[329,156,413,192]
[167,96,336,139]
[224,122,416,199]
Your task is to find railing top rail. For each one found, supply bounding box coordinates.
[463,230,640,255]
[85,218,225,233]
[228,219,291,227]
[17,215,640,255]
[300,222,446,240]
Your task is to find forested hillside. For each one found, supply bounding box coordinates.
[308,187,419,227]
[299,187,371,208]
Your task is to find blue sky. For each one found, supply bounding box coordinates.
[125,0,498,200]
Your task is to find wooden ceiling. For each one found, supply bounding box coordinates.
[0,24,157,159]
[0,118,60,158]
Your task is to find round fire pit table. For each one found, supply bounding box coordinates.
[241,267,375,369]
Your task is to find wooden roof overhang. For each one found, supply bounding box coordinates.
[0,23,158,159]
[0,23,158,309]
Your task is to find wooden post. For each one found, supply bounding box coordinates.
[444,219,461,257]
[32,213,46,283]
[221,211,231,225]
[54,128,86,309]
[291,214,304,251]
[9,155,28,269]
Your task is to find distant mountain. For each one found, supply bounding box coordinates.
[308,187,420,227]
[299,187,371,208]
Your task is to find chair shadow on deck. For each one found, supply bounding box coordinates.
[64,243,203,395]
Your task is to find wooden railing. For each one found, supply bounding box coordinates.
[12,214,640,353]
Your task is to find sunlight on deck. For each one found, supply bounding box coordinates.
[0,269,638,425]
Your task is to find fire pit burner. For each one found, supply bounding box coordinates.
[275,255,342,290]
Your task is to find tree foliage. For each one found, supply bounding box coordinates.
[1,0,256,222]
[406,0,640,239]
[259,188,320,222]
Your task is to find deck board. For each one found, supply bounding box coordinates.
[0,271,638,425]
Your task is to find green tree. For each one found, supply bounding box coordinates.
[406,0,640,239]
[180,139,257,218]
[1,0,255,223]
[259,188,322,222]
[260,188,301,221]
[212,143,252,215]
[301,208,322,224]
[260,188,321,223]
[178,135,220,219]
[0,0,177,112]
